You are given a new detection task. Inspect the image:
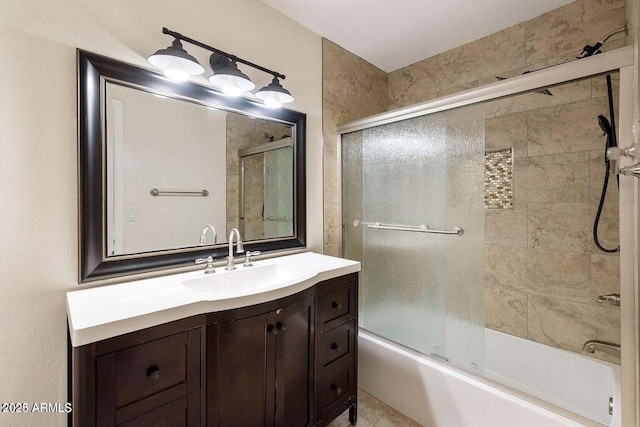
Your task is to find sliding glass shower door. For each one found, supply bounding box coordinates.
[342,105,486,373]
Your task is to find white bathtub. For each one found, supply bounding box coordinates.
[358,329,621,427]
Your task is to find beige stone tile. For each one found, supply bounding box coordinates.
[484,208,528,247]
[388,56,437,110]
[358,390,392,424]
[525,0,626,64]
[592,72,620,99]
[485,245,526,290]
[324,202,341,246]
[436,80,478,98]
[528,294,620,363]
[527,98,609,156]
[376,410,423,427]
[514,152,590,203]
[323,244,340,257]
[528,203,593,253]
[485,112,527,158]
[322,39,388,126]
[484,284,528,338]
[591,202,620,252]
[323,141,339,206]
[522,248,591,303]
[484,79,592,118]
[590,150,619,203]
[327,410,374,427]
[591,253,620,306]
[436,23,525,92]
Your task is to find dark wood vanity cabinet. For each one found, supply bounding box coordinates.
[71,316,205,427]
[207,295,314,427]
[70,273,357,427]
[315,274,358,426]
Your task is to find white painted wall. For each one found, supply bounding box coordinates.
[0,1,322,425]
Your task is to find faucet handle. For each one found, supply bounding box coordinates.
[195,256,215,274]
[597,293,620,307]
[243,251,261,267]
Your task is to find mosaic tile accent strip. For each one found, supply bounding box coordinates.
[485,148,513,209]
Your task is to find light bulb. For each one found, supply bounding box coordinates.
[221,85,244,97]
[264,98,282,109]
[164,68,190,82]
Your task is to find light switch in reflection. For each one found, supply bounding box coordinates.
[126,207,137,222]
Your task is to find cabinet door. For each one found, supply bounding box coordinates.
[274,296,313,427]
[207,313,275,427]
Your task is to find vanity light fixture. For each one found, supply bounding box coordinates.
[147,39,205,81]
[208,53,255,97]
[256,77,295,109]
[148,27,294,106]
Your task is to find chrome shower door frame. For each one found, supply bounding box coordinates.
[337,46,638,427]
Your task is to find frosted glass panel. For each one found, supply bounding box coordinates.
[264,146,293,238]
[342,104,485,371]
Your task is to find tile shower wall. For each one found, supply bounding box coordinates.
[226,114,290,239]
[388,0,627,110]
[483,78,620,363]
[322,39,389,256]
[323,0,626,362]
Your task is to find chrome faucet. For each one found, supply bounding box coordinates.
[200,225,217,245]
[195,256,215,274]
[597,293,620,307]
[226,228,244,270]
[583,340,620,358]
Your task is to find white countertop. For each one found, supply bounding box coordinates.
[67,252,360,347]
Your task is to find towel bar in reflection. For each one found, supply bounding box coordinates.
[150,188,209,197]
[353,220,463,236]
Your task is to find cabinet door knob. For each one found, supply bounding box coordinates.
[146,365,162,381]
[330,383,343,395]
[276,321,287,332]
[330,342,342,352]
[331,301,343,310]
[267,324,278,335]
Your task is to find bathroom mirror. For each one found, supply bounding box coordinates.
[79,50,306,282]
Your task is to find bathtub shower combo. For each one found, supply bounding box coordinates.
[339,44,634,426]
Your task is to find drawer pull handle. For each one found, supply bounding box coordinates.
[276,321,287,332]
[267,324,278,335]
[330,342,342,352]
[146,365,162,381]
[330,383,343,395]
[331,301,343,310]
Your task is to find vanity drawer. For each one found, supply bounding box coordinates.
[96,328,201,426]
[317,362,355,420]
[319,320,355,371]
[317,278,356,332]
[118,392,200,427]
[115,332,189,407]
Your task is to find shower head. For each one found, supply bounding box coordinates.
[598,115,617,148]
[598,115,612,136]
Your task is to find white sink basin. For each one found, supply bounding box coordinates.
[182,263,315,299]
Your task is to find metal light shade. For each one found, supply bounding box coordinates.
[256,77,294,108]
[208,60,255,97]
[148,39,204,81]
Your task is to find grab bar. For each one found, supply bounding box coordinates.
[150,188,209,197]
[353,220,463,235]
[583,340,620,358]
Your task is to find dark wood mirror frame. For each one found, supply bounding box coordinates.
[78,50,306,283]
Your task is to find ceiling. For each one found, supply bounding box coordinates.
[260,0,574,72]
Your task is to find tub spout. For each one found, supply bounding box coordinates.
[582,340,620,358]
